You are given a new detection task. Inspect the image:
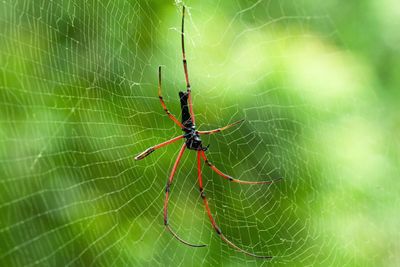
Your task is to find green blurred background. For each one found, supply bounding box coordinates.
[0,0,399,266]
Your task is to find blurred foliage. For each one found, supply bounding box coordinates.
[0,0,398,266]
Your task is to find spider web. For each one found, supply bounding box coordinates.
[0,0,390,266]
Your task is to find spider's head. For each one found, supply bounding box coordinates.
[184,128,204,151]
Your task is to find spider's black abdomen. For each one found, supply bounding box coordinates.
[179,91,193,129]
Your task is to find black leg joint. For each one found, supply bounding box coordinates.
[199,188,206,199]
[215,226,222,235]
[165,183,170,193]
[202,144,210,151]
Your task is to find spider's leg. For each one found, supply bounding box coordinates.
[200,151,282,185]
[197,119,245,135]
[158,66,185,129]
[181,6,195,125]
[164,144,206,247]
[134,135,184,160]
[196,151,272,259]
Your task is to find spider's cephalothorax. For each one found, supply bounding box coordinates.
[179,91,207,151]
[134,5,282,259]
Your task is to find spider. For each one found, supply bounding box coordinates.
[135,6,282,259]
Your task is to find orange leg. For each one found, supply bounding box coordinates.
[197,119,244,135]
[134,135,183,160]
[197,151,272,259]
[164,144,205,247]
[158,66,184,129]
[200,151,282,185]
[181,6,195,125]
